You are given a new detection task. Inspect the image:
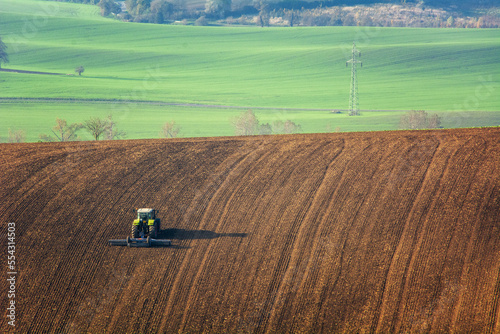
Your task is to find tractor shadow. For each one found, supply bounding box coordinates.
[158,228,247,240]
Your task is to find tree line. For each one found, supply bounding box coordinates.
[2,110,443,143]
[231,109,302,136]
[2,116,128,143]
[399,110,441,130]
[3,110,301,143]
[3,117,184,143]
[37,116,127,142]
[265,5,500,28]
[46,0,500,28]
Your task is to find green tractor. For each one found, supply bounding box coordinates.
[108,208,170,247]
[132,208,160,239]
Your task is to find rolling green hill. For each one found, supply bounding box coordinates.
[0,0,499,141]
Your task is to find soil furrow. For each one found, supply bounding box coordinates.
[1,129,498,333]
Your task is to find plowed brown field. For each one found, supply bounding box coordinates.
[1,127,499,333]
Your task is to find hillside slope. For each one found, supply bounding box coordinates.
[0,128,499,333]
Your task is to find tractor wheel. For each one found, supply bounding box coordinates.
[155,219,161,237]
[131,225,139,238]
[149,225,157,239]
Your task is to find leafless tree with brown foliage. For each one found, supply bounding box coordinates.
[104,115,126,140]
[84,115,126,140]
[84,117,108,140]
[258,123,273,135]
[75,66,85,76]
[39,118,83,142]
[232,109,259,136]
[160,121,180,138]
[8,128,26,143]
[399,110,441,130]
[272,120,302,134]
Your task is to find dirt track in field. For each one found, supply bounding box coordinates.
[0,128,499,333]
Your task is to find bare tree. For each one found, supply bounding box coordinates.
[8,128,26,143]
[399,110,441,130]
[282,120,302,134]
[85,115,126,140]
[232,109,259,136]
[104,115,126,140]
[160,121,180,138]
[258,123,272,135]
[326,123,342,133]
[75,66,85,76]
[84,117,108,140]
[231,110,302,136]
[272,120,302,134]
[39,118,82,142]
[427,113,442,129]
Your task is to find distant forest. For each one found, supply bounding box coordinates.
[50,0,500,27]
[51,0,500,8]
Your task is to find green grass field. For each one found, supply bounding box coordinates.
[0,0,499,141]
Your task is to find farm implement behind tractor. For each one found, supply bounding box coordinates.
[108,208,171,247]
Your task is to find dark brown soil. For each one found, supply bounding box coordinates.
[0,127,499,333]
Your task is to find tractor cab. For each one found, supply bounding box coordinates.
[131,208,161,239]
[136,208,156,221]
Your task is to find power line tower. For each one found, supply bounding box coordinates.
[346,42,362,116]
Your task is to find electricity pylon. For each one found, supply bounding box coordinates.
[346,42,362,116]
